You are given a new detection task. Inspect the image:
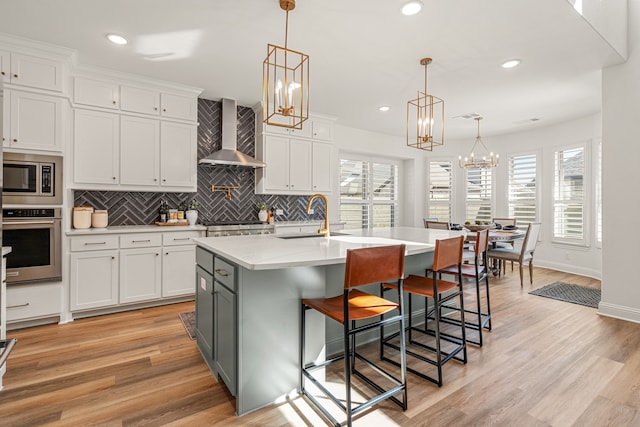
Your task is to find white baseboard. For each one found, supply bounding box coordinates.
[535,260,601,280]
[598,302,640,324]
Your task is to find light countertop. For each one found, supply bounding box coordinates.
[2,247,11,257]
[194,227,466,270]
[66,224,207,236]
[274,220,346,227]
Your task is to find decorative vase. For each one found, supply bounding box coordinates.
[186,210,198,225]
[258,209,268,222]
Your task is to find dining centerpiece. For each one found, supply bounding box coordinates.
[464,221,495,232]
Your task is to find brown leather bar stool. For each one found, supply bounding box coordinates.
[439,229,492,346]
[300,244,407,427]
[382,236,467,387]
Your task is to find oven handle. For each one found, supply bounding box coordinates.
[3,220,56,226]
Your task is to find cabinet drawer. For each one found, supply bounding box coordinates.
[120,233,162,248]
[7,283,62,322]
[70,235,119,252]
[196,247,214,275]
[214,257,236,292]
[162,231,201,246]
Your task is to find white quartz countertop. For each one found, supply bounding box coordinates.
[194,227,466,270]
[66,224,207,236]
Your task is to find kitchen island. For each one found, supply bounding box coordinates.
[193,227,464,416]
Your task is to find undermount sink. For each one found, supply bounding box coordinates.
[277,232,349,239]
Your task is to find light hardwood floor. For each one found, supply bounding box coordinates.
[1,267,638,426]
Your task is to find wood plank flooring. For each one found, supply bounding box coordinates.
[1,267,639,426]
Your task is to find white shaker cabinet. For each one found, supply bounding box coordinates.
[120,85,160,116]
[162,246,196,297]
[1,52,64,92]
[2,89,63,151]
[73,109,120,185]
[120,116,160,186]
[160,92,198,121]
[119,248,162,304]
[160,121,197,188]
[73,76,119,109]
[256,136,312,193]
[312,142,333,193]
[289,139,312,192]
[70,250,119,311]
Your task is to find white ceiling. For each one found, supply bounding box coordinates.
[0,0,625,139]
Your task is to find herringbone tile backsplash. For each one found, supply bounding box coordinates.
[74,98,325,226]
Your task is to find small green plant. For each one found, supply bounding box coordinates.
[256,201,269,211]
[187,199,200,211]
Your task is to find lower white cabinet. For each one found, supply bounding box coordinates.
[70,250,119,311]
[6,282,63,322]
[69,230,202,313]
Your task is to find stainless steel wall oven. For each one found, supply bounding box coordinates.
[2,208,62,285]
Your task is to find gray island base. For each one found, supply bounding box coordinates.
[194,227,463,416]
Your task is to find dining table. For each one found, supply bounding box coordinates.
[465,228,526,276]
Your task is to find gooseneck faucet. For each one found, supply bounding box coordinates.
[306,193,330,237]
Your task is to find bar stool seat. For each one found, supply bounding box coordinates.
[301,244,407,427]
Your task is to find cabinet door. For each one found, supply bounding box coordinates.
[311,118,333,141]
[162,245,196,297]
[120,85,160,115]
[0,50,9,84]
[74,109,120,185]
[161,93,197,121]
[10,53,64,92]
[74,76,119,109]
[289,139,312,192]
[120,248,162,304]
[196,265,214,360]
[1,91,7,147]
[263,135,290,192]
[312,142,333,193]
[214,281,237,396]
[120,116,160,186]
[160,121,197,188]
[70,250,119,311]
[10,90,63,151]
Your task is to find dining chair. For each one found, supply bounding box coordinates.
[424,220,450,230]
[381,236,467,387]
[487,222,541,287]
[492,217,517,271]
[439,229,491,346]
[422,217,440,227]
[301,244,407,427]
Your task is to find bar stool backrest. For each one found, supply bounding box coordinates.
[344,244,406,289]
[432,236,464,272]
[474,229,490,256]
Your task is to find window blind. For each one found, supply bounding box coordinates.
[466,167,492,223]
[553,146,585,243]
[508,153,537,226]
[427,160,453,223]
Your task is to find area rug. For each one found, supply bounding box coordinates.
[529,282,601,308]
[179,312,196,340]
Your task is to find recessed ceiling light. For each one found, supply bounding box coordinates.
[401,1,423,16]
[106,34,128,45]
[378,106,391,112]
[501,59,521,69]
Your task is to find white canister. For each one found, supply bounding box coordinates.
[92,210,109,228]
[73,206,93,229]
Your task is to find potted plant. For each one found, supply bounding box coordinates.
[186,199,200,225]
[256,201,269,222]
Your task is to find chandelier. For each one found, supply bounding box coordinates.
[262,0,309,129]
[458,117,499,169]
[407,57,444,150]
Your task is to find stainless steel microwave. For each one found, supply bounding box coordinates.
[3,152,63,205]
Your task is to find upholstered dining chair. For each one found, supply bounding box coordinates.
[424,220,450,230]
[492,217,517,271]
[487,222,541,287]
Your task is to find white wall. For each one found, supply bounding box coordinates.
[331,113,603,279]
[599,1,640,322]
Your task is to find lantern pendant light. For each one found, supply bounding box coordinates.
[262,0,309,129]
[458,117,499,169]
[407,57,444,150]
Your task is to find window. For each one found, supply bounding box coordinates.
[465,168,492,223]
[508,153,538,226]
[340,157,399,230]
[553,145,585,244]
[427,160,453,223]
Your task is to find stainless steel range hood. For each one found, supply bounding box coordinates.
[198,98,266,168]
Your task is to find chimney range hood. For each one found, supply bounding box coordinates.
[198,98,266,168]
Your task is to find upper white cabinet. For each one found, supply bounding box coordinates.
[0,51,65,92]
[74,109,120,185]
[120,85,160,116]
[73,76,119,109]
[160,92,198,121]
[255,113,335,195]
[120,116,160,186]
[2,88,63,151]
[160,121,197,188]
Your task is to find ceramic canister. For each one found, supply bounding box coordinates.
[92,210,108,228]
[73,206,94,229]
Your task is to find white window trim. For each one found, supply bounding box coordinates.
[426,157,456,223]
[551,141,590,247]
[505,149,542,226]
[594,138,602,249]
